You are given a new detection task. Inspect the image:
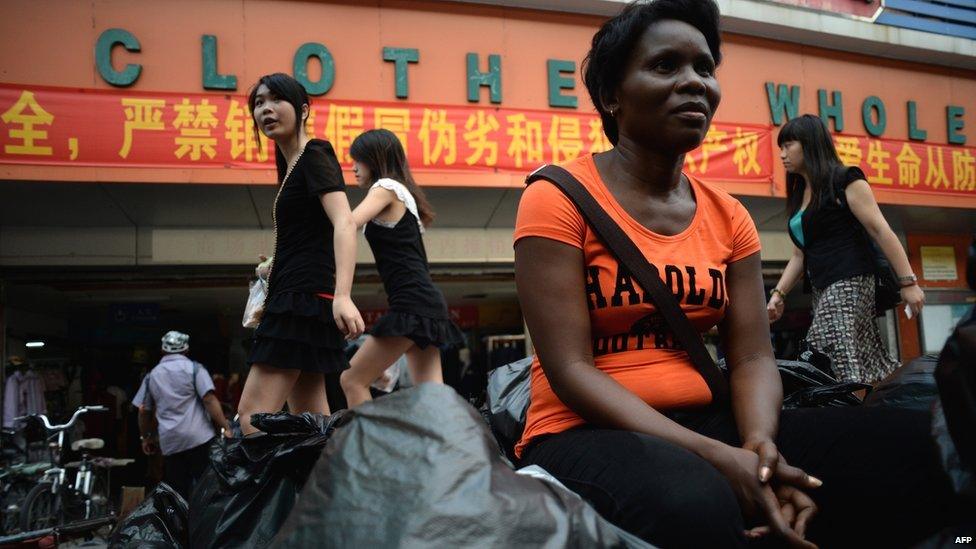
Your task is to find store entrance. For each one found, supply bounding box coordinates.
[1,266,257,495]
[0,264,520,508]
[1,265,525,450]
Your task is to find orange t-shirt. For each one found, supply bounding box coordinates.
[513,155,761,457]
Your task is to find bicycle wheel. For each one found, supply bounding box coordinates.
[0,486,14,535]
[19,481,57,532]
[1,480,31,534]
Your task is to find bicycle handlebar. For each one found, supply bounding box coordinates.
[14,405,108,432]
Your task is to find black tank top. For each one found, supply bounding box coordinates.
[364,210,448,319]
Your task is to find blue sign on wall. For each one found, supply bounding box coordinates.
[878,0,976,40]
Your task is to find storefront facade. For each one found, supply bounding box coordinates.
[1,0,974,387]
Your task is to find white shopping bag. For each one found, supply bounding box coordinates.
[242,277,267,328]
[371,361,402,393]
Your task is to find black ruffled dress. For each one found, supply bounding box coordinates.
[247,139,349,373]
[364,179,466,350]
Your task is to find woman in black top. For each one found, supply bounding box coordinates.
[767,114,924,384]
[339,129,465,407]
[237,73,364,435]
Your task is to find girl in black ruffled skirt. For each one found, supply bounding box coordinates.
[237,73,364,434]
[340,129,465,407]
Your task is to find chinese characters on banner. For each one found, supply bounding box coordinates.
[1,83,973,197]
[0,84,769,184]
[832,135,975,194]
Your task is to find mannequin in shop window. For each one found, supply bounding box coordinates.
[339,129,466,407]
[237,73,364,435]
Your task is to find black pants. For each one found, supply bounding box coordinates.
[521,407,959,548]
[164,438,213,502]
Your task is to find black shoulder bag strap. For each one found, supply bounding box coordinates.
[526,164,730,405]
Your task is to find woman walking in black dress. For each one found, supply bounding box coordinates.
[237,73,364,434]
[340,129,465,407]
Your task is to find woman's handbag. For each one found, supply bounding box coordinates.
[831,167,901,316]
[872,242,901,316]
[242,277,267,328]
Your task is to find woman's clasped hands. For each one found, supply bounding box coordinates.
[706,438,822,548]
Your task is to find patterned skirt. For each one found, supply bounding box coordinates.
[807,274,900,384]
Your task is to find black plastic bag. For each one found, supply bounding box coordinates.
[485,354,864,460]
[188,411,349,548]
[782,382,870,409]
[863,354,939,410]
[935,305,976,473]
[919,401,976,548]
[776,359,867,407]
[107,482,188,548]
[274,384,651,548]
[483,356,533,461]
[932,401,976,499]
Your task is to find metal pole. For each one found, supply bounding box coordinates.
[0,515,118,545]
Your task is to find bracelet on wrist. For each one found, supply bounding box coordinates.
[770,288,786,299]
[898,274,918,288]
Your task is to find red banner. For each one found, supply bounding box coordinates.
[831,134,976,197]
[0,83,773,185]
[2,84,973,196]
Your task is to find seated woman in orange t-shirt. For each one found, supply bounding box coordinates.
[514,1,961,548]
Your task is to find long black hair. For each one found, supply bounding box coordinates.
[777,114,843,216]
[247,73,310,183]
[349,129,435,226]
[582,0,722,145]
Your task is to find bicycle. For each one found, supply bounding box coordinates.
[0,460,51,535]
[1,428,47,535]
[15,405,130,532]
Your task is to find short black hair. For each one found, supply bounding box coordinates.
[583,0,722,145]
